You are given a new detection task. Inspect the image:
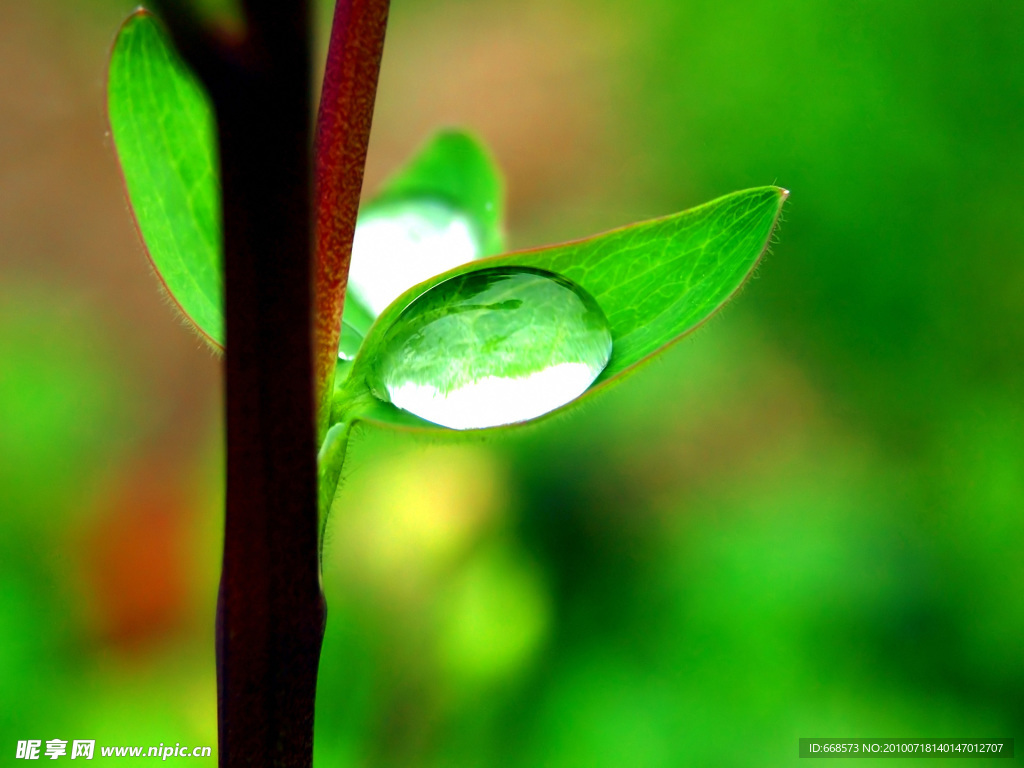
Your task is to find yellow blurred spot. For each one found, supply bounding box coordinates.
[329,444,505,605]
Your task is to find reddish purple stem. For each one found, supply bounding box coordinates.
[313,0,390,432]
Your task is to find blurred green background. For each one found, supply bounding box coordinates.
[2,0,1022,764]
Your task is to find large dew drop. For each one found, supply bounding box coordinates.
[348,199,481,316]
[369,267,613,430]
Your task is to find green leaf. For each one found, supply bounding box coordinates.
[336,186,787,433]
[108,10,223,347]
[343,130,506,326]
[370,129,505,257]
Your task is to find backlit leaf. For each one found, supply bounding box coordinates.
[368,129,505,256]
[337,186,787,433]
[108,10,222,347]
[344,130,506,327]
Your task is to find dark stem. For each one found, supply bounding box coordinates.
[216,0,321,765]
[158,0,389,763]
[161,0,321,765]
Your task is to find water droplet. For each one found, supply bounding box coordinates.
[348,199,481,316]
[337,321,364,360]
[369,267,612,430]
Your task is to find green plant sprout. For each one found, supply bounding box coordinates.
[107,4,785,765]
[108,11,786,515]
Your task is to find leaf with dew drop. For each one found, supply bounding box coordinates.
[336,186,788,433]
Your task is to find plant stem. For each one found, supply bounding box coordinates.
[317,421,352,550]
[313,0,390,440]
[213,0,322,765]
[158,0,388,763]
[159,0,321,764]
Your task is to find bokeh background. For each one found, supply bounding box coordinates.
[2,0,1023,764]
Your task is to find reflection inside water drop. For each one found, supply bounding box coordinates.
[369,267,613,430]
[386,362,603,430]
[348,199,480,316]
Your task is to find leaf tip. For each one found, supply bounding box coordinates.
[767,185,789,222]
[123,6,154,30]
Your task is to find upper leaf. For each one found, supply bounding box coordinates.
[108,11,223,347]
[344,130,506,325]
[370,129,505,257]
[339,186,788,432]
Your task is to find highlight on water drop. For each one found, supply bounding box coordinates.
[368,266,613,430]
